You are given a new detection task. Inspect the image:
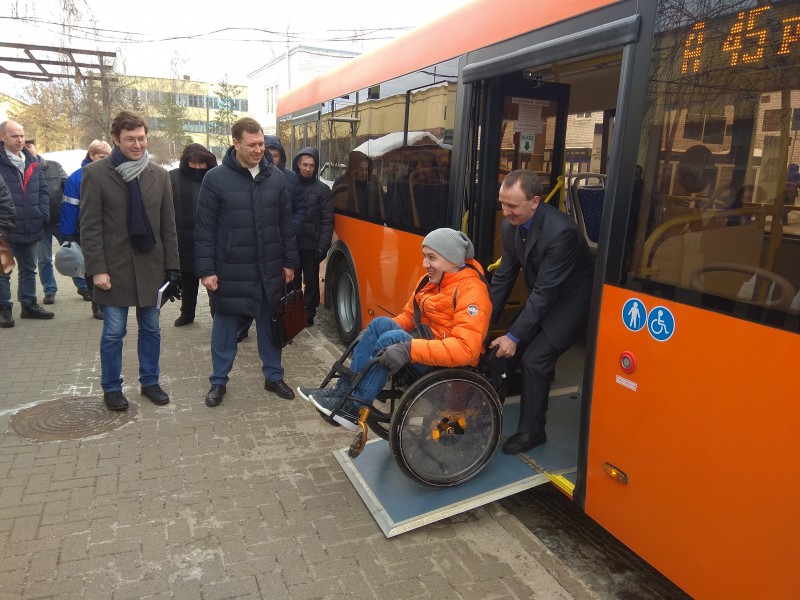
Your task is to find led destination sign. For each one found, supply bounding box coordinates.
[681,3,800,74]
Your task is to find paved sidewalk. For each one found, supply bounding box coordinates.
[0,270,594,599]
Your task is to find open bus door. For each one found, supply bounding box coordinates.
[336,23,631,535]
[468,74,571,338]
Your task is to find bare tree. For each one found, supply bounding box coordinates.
[213,78,244,149]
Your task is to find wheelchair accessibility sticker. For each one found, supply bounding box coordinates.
[622,298,647,332]
[647,306,675,342]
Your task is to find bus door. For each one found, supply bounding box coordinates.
[459,32,631,499]
[469,76,570,337]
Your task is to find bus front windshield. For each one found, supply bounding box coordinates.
[629,0,800,329]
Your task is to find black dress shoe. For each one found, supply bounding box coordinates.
[174,313,194,327]
[264,379,294,399]
[78,289,93,301]
[103,391,129,411]
[205,384,227,407]
[502,431,547,454]
[141,384,170,405]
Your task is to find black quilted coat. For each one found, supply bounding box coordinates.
[194,146,298,317]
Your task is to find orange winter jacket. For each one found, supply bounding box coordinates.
[393,258,491,367]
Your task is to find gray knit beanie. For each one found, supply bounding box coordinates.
[422,228,475,266]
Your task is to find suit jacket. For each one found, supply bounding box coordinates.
[80,157,179,307]
[490,201,594,349]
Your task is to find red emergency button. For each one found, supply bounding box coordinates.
[620,351,636,374]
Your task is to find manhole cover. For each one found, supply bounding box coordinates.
[10,396,138,441]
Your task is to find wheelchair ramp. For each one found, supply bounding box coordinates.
[334,389,581,537]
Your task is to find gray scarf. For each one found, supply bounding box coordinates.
[114,150,149,182]
[110,146,156,253]
[5,150,24,176]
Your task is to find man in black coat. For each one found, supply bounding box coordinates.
[292,147,333,326]
[235,135,307,342]
[0,120,53,328]
[195,118,299,407]
[489,170,594,454]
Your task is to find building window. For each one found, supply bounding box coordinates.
[266,85,278,114]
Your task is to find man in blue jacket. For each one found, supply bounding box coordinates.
[0,120,53,328]
[195,118,299,407]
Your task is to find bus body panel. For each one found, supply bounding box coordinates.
[333,215,426,323]
[586,284,800,600]
[278,0,619,115]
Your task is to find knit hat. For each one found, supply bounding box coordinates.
[422,228,474,266]
[54,241,85,278]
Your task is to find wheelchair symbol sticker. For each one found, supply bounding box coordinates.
[622,298,647,331]
[647,306,675,342]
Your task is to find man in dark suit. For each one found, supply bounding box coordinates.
[489,170,594,454]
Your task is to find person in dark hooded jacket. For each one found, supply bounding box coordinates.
[236,135,307,342]
[170,143,217,327]
[195,118,299,406]
[292,147,333,327]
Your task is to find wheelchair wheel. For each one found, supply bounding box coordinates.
[389,369,502,488]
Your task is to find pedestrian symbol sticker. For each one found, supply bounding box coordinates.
[647,306,675,342]
[622,298,646,331]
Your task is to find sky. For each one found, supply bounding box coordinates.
[3,0,474,99]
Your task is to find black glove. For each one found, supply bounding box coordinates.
[377,341,412,376]
[315,249,327,263]
[163,269,182,302]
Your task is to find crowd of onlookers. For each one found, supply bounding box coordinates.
[0,113,334,412]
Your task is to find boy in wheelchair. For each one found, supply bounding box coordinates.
[297,228,491,431]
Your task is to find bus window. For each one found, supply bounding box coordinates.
[320,59,459,231]
[629,1,800,329]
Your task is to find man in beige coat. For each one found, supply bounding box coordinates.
[80,110,180,410]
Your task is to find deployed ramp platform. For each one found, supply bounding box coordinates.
[334,389,580,537]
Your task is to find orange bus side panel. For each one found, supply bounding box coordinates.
[586,285,800,600]
[334,216,427,324]
[280,0,619,114]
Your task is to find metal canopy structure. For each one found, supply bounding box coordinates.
[0,42,115,82]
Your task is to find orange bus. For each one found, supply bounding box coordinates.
[278,1,800,597]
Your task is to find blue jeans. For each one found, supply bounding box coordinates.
[210,293,284,385]
[38,227,87,294]
[346,316,427,403]
[100,305,161,392]
[0,240,38,307]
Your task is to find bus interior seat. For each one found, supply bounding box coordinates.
[410,167,448,231]
[569,173,606,254]
[386,180,414,229]
[640,206,770,303]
